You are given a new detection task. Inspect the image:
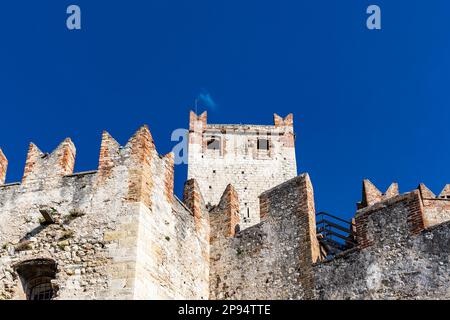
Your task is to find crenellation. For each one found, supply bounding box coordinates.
[210,184,240,239]
[209,174,318,300]
[419,184,450,228]
[22,139,76,186]
[58,138,76,177]
[354,191,425,249]
[418,183,436,199]
[0,148,7,185]
[0,125,209,300]
[439,184,450,198]
[188,111,297,229]
[1,114,450,300]
[358,179,383,209]
[273,113,293,128]
[314,183,450,300]
[97,131,121,182]
[357,179,400,209]
[384,182,399,198]
[356,181,450,231]
[183,179,206,221]
[22,143,45,184]
[124,125,154,209]
[162,152,175,203]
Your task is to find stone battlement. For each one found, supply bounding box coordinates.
[0,125,209,300]
[1,114,449,300]
[357,179,450,229]
[314,181,450,299]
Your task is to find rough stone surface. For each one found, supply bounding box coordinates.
[0,126,209,300]
[314,190,450,299]
[357,179,399,210]
[209,174,319,300]
[1,113,450,300]
[187,111,297,229]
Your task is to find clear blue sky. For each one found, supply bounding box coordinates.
[1,1,449,220]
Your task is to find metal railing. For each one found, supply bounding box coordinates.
[316,211,356,258]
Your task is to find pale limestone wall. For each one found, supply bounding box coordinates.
[133,171,209,299]
[0,127,209,300]
[188,112,297,229]
[0,168,137,299]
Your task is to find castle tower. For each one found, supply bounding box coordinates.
[187,111,297,228]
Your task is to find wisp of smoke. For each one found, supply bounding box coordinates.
[197,89,218,111]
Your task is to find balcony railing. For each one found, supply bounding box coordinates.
[316,211,356,259]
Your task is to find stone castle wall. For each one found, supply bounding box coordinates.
[206,173,450,300]
[1,113,450,300]
[0,127,209,300]
[314,186,450,299]
[208,174,320,299]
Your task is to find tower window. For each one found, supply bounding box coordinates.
[257,139,270,151]
[247,208,250,218]
[206,137,221,150]
[15,259,57,300]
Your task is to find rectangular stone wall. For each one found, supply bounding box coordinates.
[0,127,209,300]
[187,112,297,229]
[209,174,319,299]
[313,191,450,300]
[0,169,138,299]
[132,152,209,299]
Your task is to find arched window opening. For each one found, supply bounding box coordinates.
[14,259,57,300]
[27,277,54,300]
